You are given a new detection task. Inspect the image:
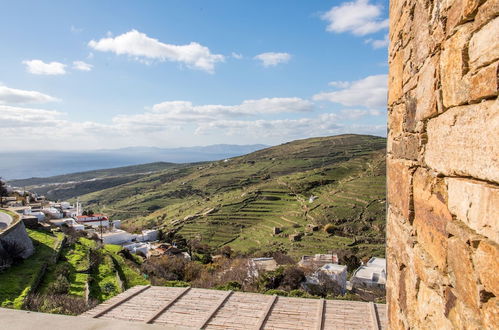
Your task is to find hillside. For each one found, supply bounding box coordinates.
[8,162,194,201]
[0,228,148,313]
[78,134,387,259]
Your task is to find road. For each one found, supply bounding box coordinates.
[0,210,13,231]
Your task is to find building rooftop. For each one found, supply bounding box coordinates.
[83,285,387,329]
[320,263,347,273]
[366,257,386,268]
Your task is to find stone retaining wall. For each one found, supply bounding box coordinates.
[387,0,498,328]
[0,212,34,260]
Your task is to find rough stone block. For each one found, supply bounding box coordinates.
[446,178,499,242]
[469,61,499,101]
[415,55,438,121]
[447,237,480,311]
[387,208,415,268]
[388,103,405,137]
[411,1,431,69]
[404,94,417,132]
[390,134,420,161]
[474,0,499,29]
[389,49,405,105]
[482,297,499,328]
[425,100,499,184]
[473,240,499,296]
[387,159,414,220]
[469,16,499,70]
[413,168,452,270]
[446,0,482,33]
[440,23,473,107]
[413,244,447,288]
[416,281,452,329]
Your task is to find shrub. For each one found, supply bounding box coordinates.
[102,282,117,295]
[280,266,305,291]
[48,274,70,294]
[54,262,72,278]
[141,255,188,281]
[288,289,315,298]
[215,281,242,291]
[25,293,97,315]
[323,223,336,234]
[257,267,284,291]
[264,289,288,296]
[163,280,190,287]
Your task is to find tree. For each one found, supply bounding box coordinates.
[0,178,8,207]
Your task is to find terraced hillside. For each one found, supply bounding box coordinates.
[9,162,188,201]
[78,134,387,259]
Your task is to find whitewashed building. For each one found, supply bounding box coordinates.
[137,229,159,242]
[123,242,150,256]
[75,214,109,228]
[248,257,278,278]
[351,257,386,289]
[101,230,135,245]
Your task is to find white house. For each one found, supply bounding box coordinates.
[60,202,72,209]
[137,229,159,242]
[101,230,135,245]
[43,207,63,219]
[318,263,348,292]
[76,214,109,228]
[30,211,46,222]
[248,257,278,278]
[304,263,348,294]
[123,242,151,256]
[351,257,386,289]
[63,209,78,218]
[298,254,339,269]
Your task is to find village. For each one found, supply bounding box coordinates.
[1,183,386,301]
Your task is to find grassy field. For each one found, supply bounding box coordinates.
[0,229,64,308]
[72,135,387,260]
[37,238,148,302]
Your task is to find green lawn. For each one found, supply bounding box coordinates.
[0,229,63,308]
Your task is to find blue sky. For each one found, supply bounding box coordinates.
[0,0,389,150]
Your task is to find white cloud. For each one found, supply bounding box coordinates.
[113,97,314,130]
[0,85,59,104]
[88,29,225,73]
[23,59,67,75]
[328,81,351,88]
[254,52,291,67]
[70,25,83,33]
[339,109,381,119]
[194,114,342,138]
[313,74,387,109]
[321,0,388,36]
[365,34,389,49]
[73,61,93,71]
[231,52,243,59]
[0,105,65,129]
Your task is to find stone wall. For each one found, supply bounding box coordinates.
[0,215,34,261]
[387,0,498,328]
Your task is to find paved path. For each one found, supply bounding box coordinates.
[0,210,13,231]
[0,308,173,330]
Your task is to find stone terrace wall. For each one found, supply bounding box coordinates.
[387,0,498,328]
[0,216,34,260]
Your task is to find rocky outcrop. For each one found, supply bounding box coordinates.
[387,1,498,328]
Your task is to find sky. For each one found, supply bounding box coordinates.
[0,0,389,151]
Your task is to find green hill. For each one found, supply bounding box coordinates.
[78,134,387,259]
[9,162,189,201]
